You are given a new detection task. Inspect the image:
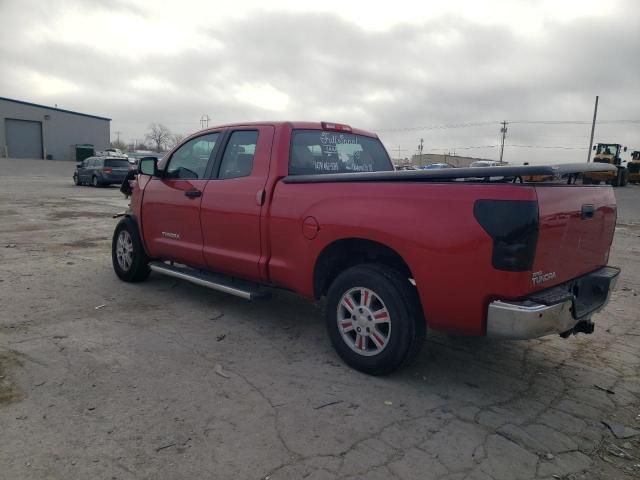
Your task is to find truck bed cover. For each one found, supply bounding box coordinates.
[283,163,617,184]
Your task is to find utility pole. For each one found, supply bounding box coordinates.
[200,114,211,129]
[418,138,424,167]
[114,131,121,143]
[499,121,508,164]
[587,95,599,163]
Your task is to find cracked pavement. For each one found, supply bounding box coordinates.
[1,158,639,479]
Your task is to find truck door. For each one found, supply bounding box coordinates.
[200,126,275,282]
[141,132,221,268]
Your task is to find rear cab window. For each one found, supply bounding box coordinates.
[104,159,130,168]
[289,130,393,175]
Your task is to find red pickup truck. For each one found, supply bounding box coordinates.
[112,121,620,374]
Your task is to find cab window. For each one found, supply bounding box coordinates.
[166,133,219,180]
[218,130,258,179]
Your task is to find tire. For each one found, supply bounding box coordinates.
[92,175,100,187]
[112,218,151,282]
[612,168,627,187]
[593,180,601,185]
[582,176,592,185]
[621,169,629,187]
[73,174,80,186]
[325,264,426,375]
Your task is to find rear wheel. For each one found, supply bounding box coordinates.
[325,264,425,375]
[112,218,150,282]
[92,175,100,187]
[582,176,592,185]
[73,174,80,185]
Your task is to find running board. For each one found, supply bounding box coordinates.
[148,261,271,301]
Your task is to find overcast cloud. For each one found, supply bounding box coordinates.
[1,0,638,163]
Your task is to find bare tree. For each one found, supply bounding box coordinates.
[145,123,172,152]
[110,139,127,151]
[168,133,185,149]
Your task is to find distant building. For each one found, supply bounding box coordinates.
[0,96,110,161]
[408,153,496,168]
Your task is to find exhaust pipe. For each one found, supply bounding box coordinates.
[573,320,595,335]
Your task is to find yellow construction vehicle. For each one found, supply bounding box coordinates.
[628,150,640,183]
[583,143,629,186]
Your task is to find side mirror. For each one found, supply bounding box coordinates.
[138,157,158,176]
[592,145,597,151]
[623,146,627,152]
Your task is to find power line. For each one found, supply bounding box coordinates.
[391,144,591,152]
[375,119,640,132]
[506,144,586,150]
[376,121,497,132]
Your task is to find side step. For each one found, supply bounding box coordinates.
[148,261,271,300]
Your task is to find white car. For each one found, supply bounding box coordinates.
[470,160,503,167]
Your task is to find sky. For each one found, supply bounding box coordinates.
[1,0,638,164]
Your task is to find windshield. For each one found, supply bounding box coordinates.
[104,159,131,168]
[289,130,393,175]
[596,144,618,156]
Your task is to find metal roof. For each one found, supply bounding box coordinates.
[0,96,111,121]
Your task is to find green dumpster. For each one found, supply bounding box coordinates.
[75,144,94,163]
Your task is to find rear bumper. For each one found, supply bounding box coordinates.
[486,266,620,339]
[99,174,128,184]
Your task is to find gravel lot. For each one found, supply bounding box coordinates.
[1,158,639,480]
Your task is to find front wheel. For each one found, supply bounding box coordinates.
[92,175,100,187]
[326,264,426,375]
[620,169,629,187]
[112,218,150,282]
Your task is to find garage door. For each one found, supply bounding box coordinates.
[5,119,43,159]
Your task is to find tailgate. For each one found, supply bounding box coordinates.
[532,185,616,290]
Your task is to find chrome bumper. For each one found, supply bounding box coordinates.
[486,266,620,339]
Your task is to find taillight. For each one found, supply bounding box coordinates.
[321,121,352,133]
[474,200,538,271]
[103,168,113,173]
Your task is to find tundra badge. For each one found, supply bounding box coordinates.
[532,271,556,285]
[162,231,180,240]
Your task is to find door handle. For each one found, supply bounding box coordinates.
[185,190,202,199]
[581,204,595,219]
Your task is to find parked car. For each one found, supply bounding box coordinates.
[423,163,454,169]
[112,121,619,375]
[395,165,419,171]
[74,156,131,187]
[95,148,128,158]
[470,160,502,167]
